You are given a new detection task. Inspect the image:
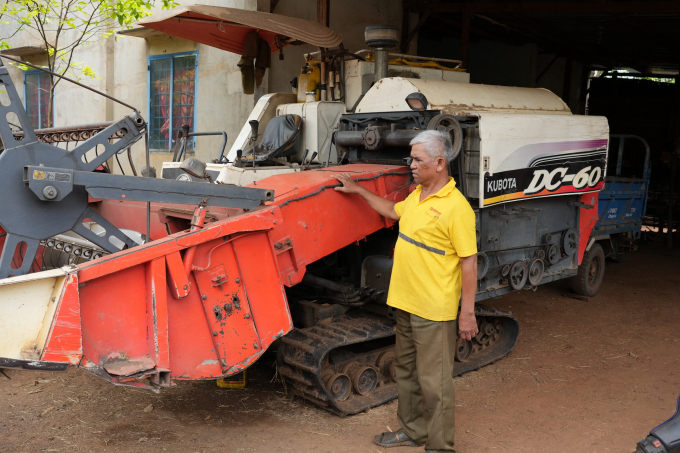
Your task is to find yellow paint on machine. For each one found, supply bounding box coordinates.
[483,191,527,206]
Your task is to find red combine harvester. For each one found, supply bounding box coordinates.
[0,7,609,416]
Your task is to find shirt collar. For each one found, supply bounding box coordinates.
[415,177,457,199]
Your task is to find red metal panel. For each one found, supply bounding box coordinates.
[147,257,170,369]
[77,208,279,282]
[79,265,151,368]
[263,165,411,286]
[166,270,224,379]
[578,193,600,265]
[165,251,190,299]
[92,200,167,241]
[41,273,83,365]
[193,241,262,374]
[232,232,292,350]
[93,200,239,241]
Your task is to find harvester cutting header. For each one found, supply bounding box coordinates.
[0,6,612,416]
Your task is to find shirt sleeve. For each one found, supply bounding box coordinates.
[449,203,477,258]
[394,199,407,218]
[394,190,417,218]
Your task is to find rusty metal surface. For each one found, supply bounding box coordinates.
[136,5,342,55]
[0,357,69,372]
[11,121,126,144]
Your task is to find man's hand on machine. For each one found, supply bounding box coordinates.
[334,174,363,194]
[334,173,400,221]
[458,312,478,341]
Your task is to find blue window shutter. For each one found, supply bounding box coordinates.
[148,52,198,152]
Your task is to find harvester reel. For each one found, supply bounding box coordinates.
[0,61,273,279]
[427,114,463,160]
[0,63,147,278]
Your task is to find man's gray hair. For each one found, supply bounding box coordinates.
[409,130,454,163]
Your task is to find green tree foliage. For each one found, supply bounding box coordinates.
[0,0,177,127]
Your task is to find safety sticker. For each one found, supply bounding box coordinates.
[33,170,71,182]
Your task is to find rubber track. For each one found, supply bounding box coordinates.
[277,305,519,416]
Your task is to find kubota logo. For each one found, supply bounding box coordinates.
[524,166,602,195]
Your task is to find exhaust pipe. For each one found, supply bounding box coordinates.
[365,25,400,83]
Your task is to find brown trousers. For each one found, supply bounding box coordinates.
[395,309,457,453]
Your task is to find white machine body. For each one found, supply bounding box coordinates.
[163,69,608,207]
[162,59,471,184]
[354,77,609,208]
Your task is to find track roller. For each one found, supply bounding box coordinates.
[342,362,378,396]
[321,370,351,401]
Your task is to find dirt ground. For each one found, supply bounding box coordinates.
[2,238,679,453]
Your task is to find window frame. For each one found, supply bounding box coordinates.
[23,69,53,130]
[147,51,199,153]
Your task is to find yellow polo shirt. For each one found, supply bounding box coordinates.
[387,177,477,321]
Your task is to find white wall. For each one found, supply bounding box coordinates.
[1,0,415,174]
[113,0,260,174]
[0,0,259,175]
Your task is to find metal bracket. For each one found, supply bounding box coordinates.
[568,201,594,210]
[25,165,273,209]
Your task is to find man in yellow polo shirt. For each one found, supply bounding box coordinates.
[335,130,478,453]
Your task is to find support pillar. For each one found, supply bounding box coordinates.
[317,0,329,27]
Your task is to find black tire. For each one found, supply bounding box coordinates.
[571,243,605,297]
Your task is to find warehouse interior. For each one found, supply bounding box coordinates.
[404,0,680,247]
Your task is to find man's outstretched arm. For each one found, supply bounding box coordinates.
[458,254,479,341]
[334,173,400,221]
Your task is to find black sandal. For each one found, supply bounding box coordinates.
[373,429,419,448]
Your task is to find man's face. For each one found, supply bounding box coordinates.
[410,144,445,185]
